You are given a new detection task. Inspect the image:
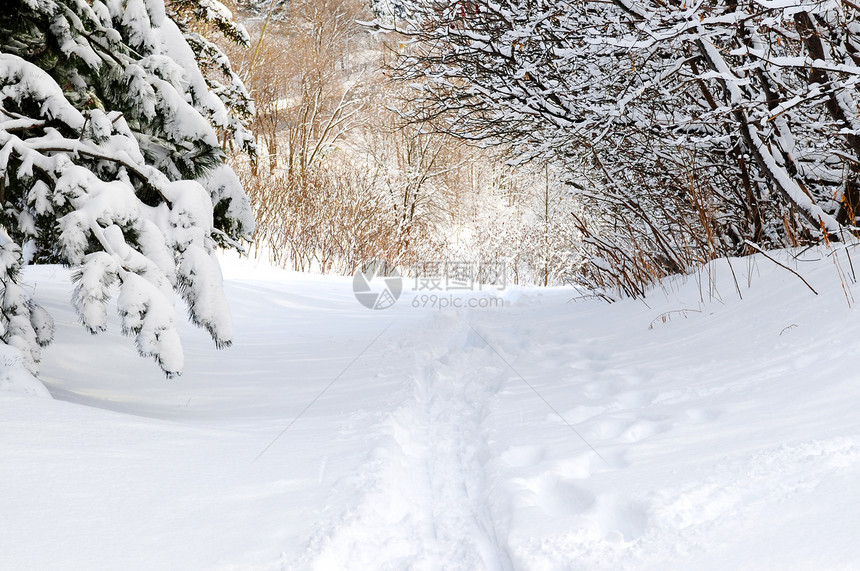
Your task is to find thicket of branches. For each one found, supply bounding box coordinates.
[373,0,860,296]
[231,0,584,285]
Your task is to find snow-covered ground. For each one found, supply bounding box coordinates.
[3,248,860,570]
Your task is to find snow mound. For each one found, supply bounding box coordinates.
[0,344,51,397]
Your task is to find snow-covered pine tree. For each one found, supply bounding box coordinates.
[165,0,257,159]
[0,0,255,377]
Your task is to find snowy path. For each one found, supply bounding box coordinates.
[4,252,860,569]
[300,317,514,569]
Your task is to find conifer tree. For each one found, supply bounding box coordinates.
[0,0,255,376]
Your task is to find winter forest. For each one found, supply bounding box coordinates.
[3,0,860,568]
[3,0,860,375]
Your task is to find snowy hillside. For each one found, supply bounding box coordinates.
[3,248,860,569]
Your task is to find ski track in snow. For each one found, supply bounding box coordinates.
[300,315,514,570]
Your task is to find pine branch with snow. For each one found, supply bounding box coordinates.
[166,0,258,158]
[0,0,256,377]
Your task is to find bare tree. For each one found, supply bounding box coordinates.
[371,0,860,295]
